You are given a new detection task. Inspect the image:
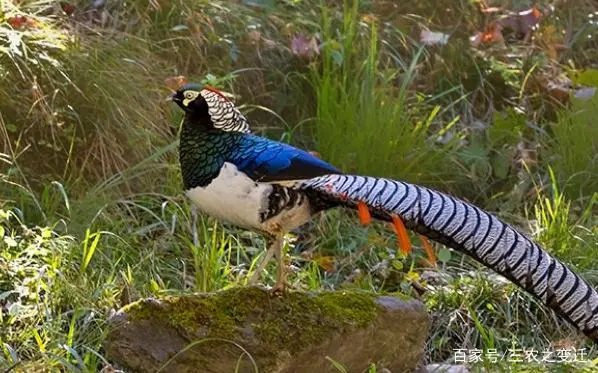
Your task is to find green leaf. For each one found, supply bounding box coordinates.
[438,248,451,263]
[489,109,525,146]
[325,356,348,373]
[81,230,101,272]
[571,68,598,88]
[331,50,344,66]
[8,302,26,317]
[391,259,403,270]
[5,123,17,133]
[41,228,52,239]
[491,151,510,179]
[458,142,488,167]
[4,236,17,247]
[33,329,46,353]
[149,279,162,293]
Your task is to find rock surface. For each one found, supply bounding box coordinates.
[104,286,429,373]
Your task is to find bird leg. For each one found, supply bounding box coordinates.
[271,237,288,294]
[247,235,283,287]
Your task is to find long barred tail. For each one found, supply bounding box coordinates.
[299,174,598,341]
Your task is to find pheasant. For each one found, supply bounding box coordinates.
[168,83,598,341]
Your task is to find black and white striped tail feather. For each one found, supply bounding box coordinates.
[299,174,598,341]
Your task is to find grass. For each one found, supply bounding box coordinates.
[543,94,598,200]
[310,0,464,188]
[1,0,598,371]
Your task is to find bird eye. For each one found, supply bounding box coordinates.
[185,92,194,99]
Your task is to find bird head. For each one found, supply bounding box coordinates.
[168,83,251,133]
[168,83,205,113]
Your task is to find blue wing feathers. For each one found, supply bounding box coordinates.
[230,134,342,182]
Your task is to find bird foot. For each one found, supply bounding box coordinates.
[269,264,289,296]
[268,279,289,296]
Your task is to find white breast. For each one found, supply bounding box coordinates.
[185,162,271,230]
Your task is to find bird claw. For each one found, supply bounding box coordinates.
[268,279,289,296]
[269,264,289,296]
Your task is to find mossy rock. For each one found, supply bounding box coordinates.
[104,286,429,373]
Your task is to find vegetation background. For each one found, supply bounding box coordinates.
[0,0,597,371]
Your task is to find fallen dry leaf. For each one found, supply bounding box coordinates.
[7,15,27,29]
[290,34,319,59]
[535,24,566,60]
[361,14,378,24]
[60,2,76,15]
[481,6,502,13]
[517,141,538,167]
[545,74,573,105]
[499,7,542,40]
[247,30,262,44]
[470,32,483,47]
[312,254,335,272]
[481,21,505,45]
[526,69,573,108]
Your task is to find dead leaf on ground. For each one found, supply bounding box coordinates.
[303,253,335,272]
[535,25,566,60]
[470,32,483,47]
[7,15,27,29]
[247,30,262,44]
[361,14,378,25]
[480,6,502,13]
[7,15,38,29]
[316,255,335,272]
[544,73,573,105]
[60,2,76,15]
[526,69,574,108]
[290,34,319,59]
[477,21,505,46]
[499,7,542,40]
[517,141,538,167]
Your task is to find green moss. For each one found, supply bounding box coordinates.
[389,291,414,302]
[121,287,390,357]
[120,299,155,320]
[316,291,379,328]
[252,290,382,356]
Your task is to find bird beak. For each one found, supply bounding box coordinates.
[165,91,176,102]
